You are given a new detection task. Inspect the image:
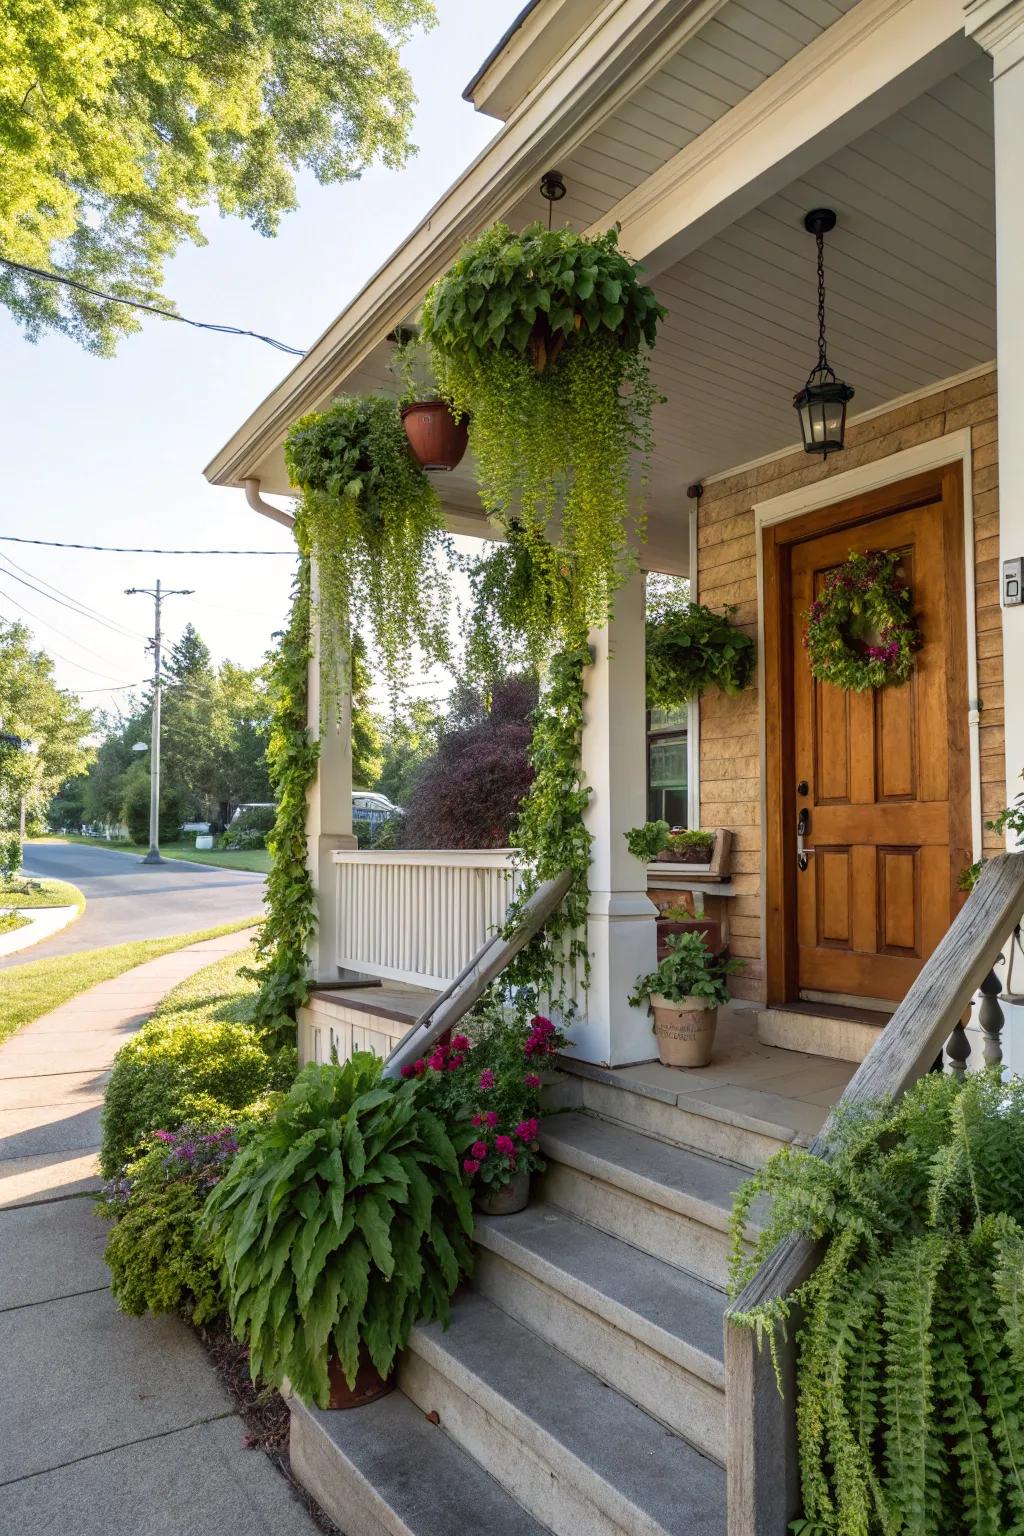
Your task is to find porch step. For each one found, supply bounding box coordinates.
[402,1290,726,1536]
[289,1386,552,1536]
[538,1111,755,1287]
[757,1001,887,1063]
[474,1202,725,1455]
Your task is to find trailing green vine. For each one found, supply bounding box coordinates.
[285,395,453,700]
[646,602,755,708]
[501,644,592,1011]
[728,1070,1024,1535]
[421,222,665,642]
[250,557,319,1045]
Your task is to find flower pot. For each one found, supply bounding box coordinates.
[475,1170,530,1215]
[326,1345,396,1410]
[649,994,718,1068]
[401,401,469,471]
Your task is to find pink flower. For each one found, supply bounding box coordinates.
[452,1034,471,1052]
[471,1140,489,1160]
[472,1113,484,1127]
[515,1119,539,1142]
[413,1059,426,1076]
[485,1111,499,1128]
[524,1073,541,1089]
[400,1064,414,1079]
[447,1060,459,1072]
[479,1069,494,1091]
[495,1135,516,1156]
[428,1050,446,1072]
[463,1158,480,1175]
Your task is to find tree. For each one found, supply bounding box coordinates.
[351,636,383,789]
[217,661,273,806]
[0,620,93,829]
[375,696,442,809]
[402,676,536,849]
[1,0,435,352]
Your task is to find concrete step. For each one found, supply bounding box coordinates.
[474,1201,725,1455]
[290,1387,552,1536]
[562,1062,807,1168]
[757,1001,887,1063]
[538,1112,755,1288]
[402,1290,725,1536]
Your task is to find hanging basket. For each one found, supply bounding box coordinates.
[401,400,469,472]
[803,549,921,692]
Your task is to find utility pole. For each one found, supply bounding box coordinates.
[125,580,193,865]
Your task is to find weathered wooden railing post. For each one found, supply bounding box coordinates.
[946,1020,971,1077]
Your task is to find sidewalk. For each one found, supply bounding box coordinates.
[0,930,322,1535]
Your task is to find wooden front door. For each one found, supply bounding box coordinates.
[764,465,971,1006]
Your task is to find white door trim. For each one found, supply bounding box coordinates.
[750,426,982,993]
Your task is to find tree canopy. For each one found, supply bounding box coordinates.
[1,0,435,351]
[0,620,93,829]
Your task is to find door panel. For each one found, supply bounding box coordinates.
[765,465,970,1005]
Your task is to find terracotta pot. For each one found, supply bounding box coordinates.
[326,1345,396,1410]
[649,995,718,1068]
[401,401,469,471]
[475,1170,530,1215]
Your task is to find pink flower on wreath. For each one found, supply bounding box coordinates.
[524,1073,542,1090]
[471,1140,489,1160]
[515,1119,539,1143]
[485,1111,499,1128]
[479,1069,495,1091]
[495,1135,516,1157]
[463,1158,480,1175]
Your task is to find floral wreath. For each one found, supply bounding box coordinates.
[804,548,921,692]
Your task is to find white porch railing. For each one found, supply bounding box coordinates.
[332,849,519,989]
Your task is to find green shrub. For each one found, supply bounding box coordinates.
[0,831,21,881]
[100,1126,244,1324]
[729,1070,1024,1536]
[204,1055,475,1408]
[629,931,742,1008]
[101,1018,295,1177]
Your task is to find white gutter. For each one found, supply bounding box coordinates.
[244,479,295,531]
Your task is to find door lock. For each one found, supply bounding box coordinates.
[797,808,811,872]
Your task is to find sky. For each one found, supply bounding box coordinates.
[0,1,524,721]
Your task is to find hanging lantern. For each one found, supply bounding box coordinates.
[793,209,854,457]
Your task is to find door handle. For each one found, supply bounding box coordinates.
[797,808,811,872]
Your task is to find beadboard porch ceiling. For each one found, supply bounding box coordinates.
[232,44,996,572]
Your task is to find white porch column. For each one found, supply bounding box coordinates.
[967,0,1024,843]
[574,570,659,1066]
[306,559,356,981]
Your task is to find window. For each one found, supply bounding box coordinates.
[647,704,688,827]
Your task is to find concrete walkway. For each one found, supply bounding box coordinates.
[0,929,321,1535]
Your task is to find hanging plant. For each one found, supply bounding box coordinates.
[393,332,468,471]
[463,522,579,678]
[420,221,666,640]
[804,548,921,692]
[285,395,454,698]
[646,603,755,708]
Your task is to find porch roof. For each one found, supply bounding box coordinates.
[204,0,996,571]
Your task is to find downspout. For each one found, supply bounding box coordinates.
[244,477,295,530]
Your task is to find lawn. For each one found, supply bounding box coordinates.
[30,834,271,876]
[150,942,260,1028]
[0,875,86,909]
[0,918,261,1044]
[0,913,30,936]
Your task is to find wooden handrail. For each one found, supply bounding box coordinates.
[725,852,1024,1536]
[381,869,574,1080]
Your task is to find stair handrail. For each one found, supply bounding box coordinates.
[724,851,1024,1536]
[381,868,574,1080]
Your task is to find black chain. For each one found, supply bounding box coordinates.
[816,230,828,370]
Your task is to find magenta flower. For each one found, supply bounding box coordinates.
[471,1140,489,1160]
[472,1113,484,1127]
[524,1073,541,1089]
[463,1158,480,1175]
[515,1118,539,1142]
[452,1034,471,1052]
[428,1049,446,1072]
[495,1135,516,1157]
[400,1064,414,1079]
[413,1059,426,1076]
[485,1110,499,1128]
[479,1069,495,1091]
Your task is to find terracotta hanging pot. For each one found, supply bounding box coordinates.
[325,1345,396,1409]
[401,401,469,472]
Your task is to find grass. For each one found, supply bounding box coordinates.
[0,912,30,936]
[0,917,261,1045]
[150,942,260,1029]
[0,875,86,909]
[30,834,270,875]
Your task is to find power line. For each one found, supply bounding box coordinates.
[0,557,148,641]
[0,256,306,356]
[0,550,147,641]
[0,535,296,556]
[0,588,143,683]
[0,579,138,668]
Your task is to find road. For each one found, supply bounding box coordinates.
[0,843,265,969]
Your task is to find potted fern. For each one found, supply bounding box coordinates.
[203,1055,474,1410]
[629,932,743,1067]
